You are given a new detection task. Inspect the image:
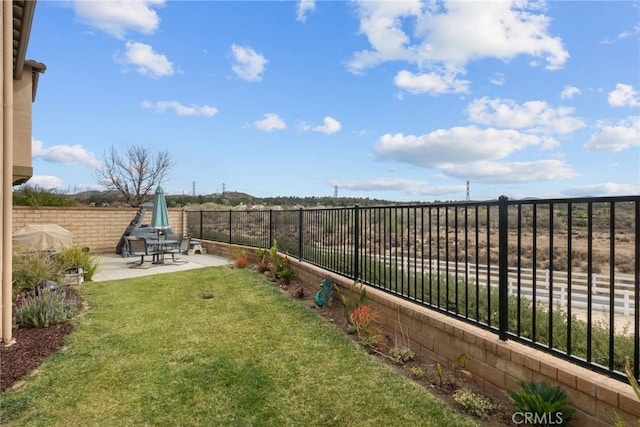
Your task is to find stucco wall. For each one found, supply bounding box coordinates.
[13,206,185,254]
[203,240,640,427]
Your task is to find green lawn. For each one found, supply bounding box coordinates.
[1,267,480,427]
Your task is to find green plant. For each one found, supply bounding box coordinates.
[269,239,278,263]
[16,288,78,328]
[55,246,100,281]
[256,248,266,264]
[624,357,640,403]
[389,345,415,364]
[256,247,270,274]
[451,353,468,387]
[436,362,444,387]
[334,281,367,325]
[389,309,414,364]
[277,267,294,287]
[453,388,496,418]
[614,357,640,426]
[12,249,60,295]
[409,366,425,378]
[12,185,74,207]
[505,380,575,426]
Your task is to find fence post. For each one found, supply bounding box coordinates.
[298,208,303,260]
[498,196,509,341]
[269,210,273,247]
[199,210,203,239]
[228,210,232,243]
[354,205,359,280]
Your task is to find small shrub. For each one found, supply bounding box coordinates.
[451,353,468,387]
[268,240,279,275]
[56,246,100,281]
[350,305,385,350]
[12,250,59,295]
[409,366,425,378]
[256,248,266,264]
[453,388,496,418]
[293,286,305,298]
[505,380,575,426]
[235,256,248,269]
[390,308,414,364]
[389,345,415,364]
[334,281,367,325]
[17,289,78,328]
[273,255,294,286]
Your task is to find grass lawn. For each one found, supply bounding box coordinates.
[1,267,480,427]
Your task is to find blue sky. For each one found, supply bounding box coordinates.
[25,0,639,202]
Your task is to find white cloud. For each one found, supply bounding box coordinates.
[32,139,101,169]
[583,116,640,152]
[608,83,640,107]
[312,117,342,134]
[373,127,577,183]
[254,113,287,131]
[296,0,316,23]
[347,0,568,94]
[601,24,640,44]
[23,175,67,191]
[490,72,505,86]
[393,70,470,95]
[560,85,581,99]
[439,159,578,183]
[120,42,174,78]
[466,97,585,135]
[141,100,218,117]
[329,177,465,196]
[231,44,268,82]
[562,183,640,197]
[374,127,550,167]
[73,0,164,39]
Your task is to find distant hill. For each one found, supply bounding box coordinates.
[67,190,400,209]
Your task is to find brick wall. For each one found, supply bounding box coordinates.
[13,206,185,254]
[205,241,640,427]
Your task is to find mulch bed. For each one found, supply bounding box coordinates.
[1,322,74,392]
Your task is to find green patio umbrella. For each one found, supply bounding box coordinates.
[150,185,170,238]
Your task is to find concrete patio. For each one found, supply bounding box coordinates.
[92,253,233,282]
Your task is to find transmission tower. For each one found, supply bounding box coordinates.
[334,185,338,198]
[192,181,196,196]
[222,182,226,194]
[466,180,470,201]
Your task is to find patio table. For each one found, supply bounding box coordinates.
[146,239,177,265]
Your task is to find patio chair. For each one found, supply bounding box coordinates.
[164,234,189,265]
[126,236,159,267]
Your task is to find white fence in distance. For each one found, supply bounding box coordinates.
[380,256,637,317]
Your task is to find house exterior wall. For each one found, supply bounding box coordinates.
[12,61,34,185]
[13,206,186,254]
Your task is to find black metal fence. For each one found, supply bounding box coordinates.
[186,195,640,383]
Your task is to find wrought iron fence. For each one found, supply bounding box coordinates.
[186,195,640,383]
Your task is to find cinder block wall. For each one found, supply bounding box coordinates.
[13,207,185,254]
[204,241,640,427]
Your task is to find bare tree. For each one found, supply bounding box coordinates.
[95,145,175,207]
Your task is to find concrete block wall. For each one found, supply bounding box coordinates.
[207,242,640,427]
[13,206,185,254]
